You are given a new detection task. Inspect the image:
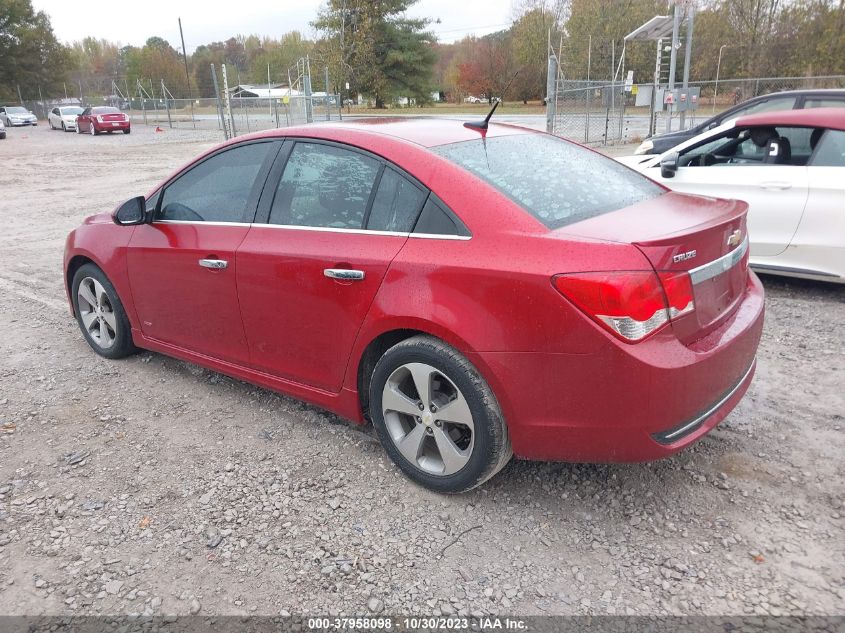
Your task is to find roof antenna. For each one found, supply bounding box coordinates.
[463,67,523,132]
[464,99,500,131]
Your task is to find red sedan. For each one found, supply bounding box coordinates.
[76,106,130,135]
[63,119,764,492]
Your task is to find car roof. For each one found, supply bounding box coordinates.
[250,117,533,148]
[734,107,845,131]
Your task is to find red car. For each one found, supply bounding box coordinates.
[63,119,764,492]
[76,106,130,135]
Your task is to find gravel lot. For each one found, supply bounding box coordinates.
[0,122,843,619]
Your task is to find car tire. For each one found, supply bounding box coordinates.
[71,263,137,360]
[123,129,131,135]
[90,122,97,136]
[62,122,66,132]
[76,124,82,135]
[369,335,511,493]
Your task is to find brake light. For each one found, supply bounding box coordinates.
[96,115,104,122]
[553,271,695,342]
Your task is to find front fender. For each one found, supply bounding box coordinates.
[64,221,138,328]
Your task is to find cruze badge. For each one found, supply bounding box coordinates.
[673,250,697,263]
[727,229,742,248]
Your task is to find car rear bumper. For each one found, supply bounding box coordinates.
[472,271,765,463]
[94,121,130,131]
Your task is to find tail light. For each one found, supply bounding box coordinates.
[96,115,104,122]
[553,271,695,342]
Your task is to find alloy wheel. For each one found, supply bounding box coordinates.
[76,277,117,349]
[381,362,475,476]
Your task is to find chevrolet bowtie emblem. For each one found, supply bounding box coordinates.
[727,229,742,248]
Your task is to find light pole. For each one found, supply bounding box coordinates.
[713,44,729,114]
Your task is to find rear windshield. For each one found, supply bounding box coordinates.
[93,107,120,114]
[433,134,664,229]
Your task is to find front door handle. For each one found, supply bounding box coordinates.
[324,268,365,281]
[199,258,228,270]
[758,181,792,190]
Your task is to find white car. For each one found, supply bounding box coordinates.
[0,118,5,140]
[0,106,37,126]
[48,106,84,132]
[618,108,845,283]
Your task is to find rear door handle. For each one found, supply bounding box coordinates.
[758,181,792,190]
[199,258,228,270]
[324,268,365,281]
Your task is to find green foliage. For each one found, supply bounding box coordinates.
[313,0,435,107]
[0,0,69,101]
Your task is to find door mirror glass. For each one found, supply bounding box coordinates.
[113,196,147,225]
[660,152,680,178]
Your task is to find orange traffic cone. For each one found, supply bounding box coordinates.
[154,126,164,132]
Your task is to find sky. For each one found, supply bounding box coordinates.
[32,0,515,52]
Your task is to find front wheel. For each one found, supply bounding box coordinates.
[369,335,511,493]
[71,263,137,359]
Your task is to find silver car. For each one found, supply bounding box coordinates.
[0,106,38,126]
[0,118,6,139]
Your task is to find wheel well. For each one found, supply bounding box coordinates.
[357,329,426,422]
[66,256,95,307]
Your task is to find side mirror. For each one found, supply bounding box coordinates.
[660,152,680,178]
[113,196,147,226]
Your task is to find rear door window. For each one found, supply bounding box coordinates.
[366,168,427,232]
[804,97,845,109]
[810,130,845,166]
[433,134,664,229]
[269,142,380,229]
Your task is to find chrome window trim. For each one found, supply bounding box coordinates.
[153,220,473,240]
[688,237,749,285]
[155,220,253,227]
[409,233,472,241]
[254,224,409,237]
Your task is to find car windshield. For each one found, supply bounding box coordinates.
[61,107,83,115]
[7,107,27,114]
[433,134,665,229]
[92,107,120,114]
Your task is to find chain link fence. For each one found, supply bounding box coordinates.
[547,70,845,146]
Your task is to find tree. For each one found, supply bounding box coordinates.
[0,0,70,101]
[454,33,517,103]
[313,0,436,107]
[511,1,569,102]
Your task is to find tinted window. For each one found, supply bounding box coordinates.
[804,98,845,109]
[366,168,426,232]
[734,96,797,117]
[270,143,380,229]
[414,197,470,236]
[159,142,274,222]
[433,134,664,229]
[92,107,120,115]
[811,130,845,166]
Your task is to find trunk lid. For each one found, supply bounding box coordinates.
[558,191,749,343]
[100,113,126,122]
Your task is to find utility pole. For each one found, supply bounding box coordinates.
[666,2,681,132]
[679,4,695,129]
[178,18,196,129]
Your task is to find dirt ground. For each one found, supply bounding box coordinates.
[0,122,843,619]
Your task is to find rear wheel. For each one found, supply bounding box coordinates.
[369,335,511,493]
[90,122,97,136]
[123,128,131,134]
[71,264,137,359]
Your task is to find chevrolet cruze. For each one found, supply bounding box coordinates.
[64,118,764,492]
